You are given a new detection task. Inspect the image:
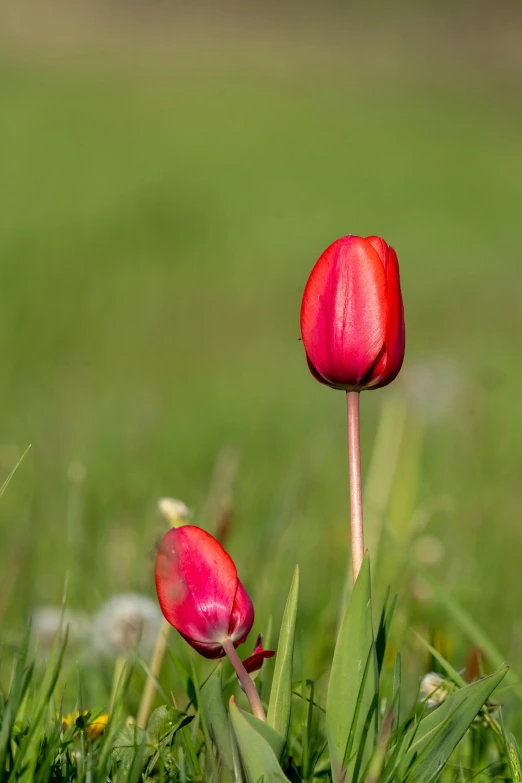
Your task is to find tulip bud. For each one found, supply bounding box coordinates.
[300,235,405,391]
[155,525,254,659]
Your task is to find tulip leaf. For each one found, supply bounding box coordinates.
[240,710,286,760]
[395,667,508,783]
[200,663,234,771]
[326,554,378,783]
[229,697,289,783]
[267,565,299,740]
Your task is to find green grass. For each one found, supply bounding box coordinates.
[0,25,522,738]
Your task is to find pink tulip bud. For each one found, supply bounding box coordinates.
[300,235,405,391]
[155,525,254,659]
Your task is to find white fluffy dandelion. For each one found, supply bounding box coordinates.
[91,594,162,658]
[31,607,91,651]
[420,672,448,708]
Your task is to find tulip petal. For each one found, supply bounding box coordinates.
[364,235,388,267]
[155,526,239,649]
[178,633,225,659]
[252,633,265,656]
[229,579,255,645]
[372,246,405,388]
[242,648,276,675]
[300,236,387,388]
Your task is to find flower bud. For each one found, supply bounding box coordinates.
[157,497,191,526]
[155,525,254,659]
[300,235,405,391]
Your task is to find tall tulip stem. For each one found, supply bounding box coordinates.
[222,638,266,722]
[347,391,364,582]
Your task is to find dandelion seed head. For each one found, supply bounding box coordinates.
[420,672,448,708]
[91,593,162,658]
[31,607,91,652]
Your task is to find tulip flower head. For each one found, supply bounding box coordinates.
[300,235,405,391]
[155,525,254,659]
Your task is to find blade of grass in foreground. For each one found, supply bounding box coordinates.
[0,444,31,501]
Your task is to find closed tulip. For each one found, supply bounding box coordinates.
[300,235,405,391]
[155,525,254,659]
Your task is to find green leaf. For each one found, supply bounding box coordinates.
[326,554,378,783]
[147,705,193,744]
[229,697,289,783]
[499,709,522,783]
[393,651,402,726]
[8,620,69,783]
[0,622,31,775]
[112,708,192,770]
[267,565,299,740]
[507,731,522,783]
[112,723,153,767]
[375,587,397,676]
[399,667,508,783]
[241,711,286,760]
[200,663,234,771]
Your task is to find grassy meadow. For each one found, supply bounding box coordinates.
[1,2,522,742]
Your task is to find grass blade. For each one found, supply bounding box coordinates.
[401,668,508,783]
[267,565,299,740]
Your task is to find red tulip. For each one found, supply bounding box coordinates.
[155,525,254,659]
[300,235,405,391]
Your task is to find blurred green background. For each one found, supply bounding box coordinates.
[1,0,521,696]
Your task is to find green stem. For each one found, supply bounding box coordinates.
[347,391,364,582]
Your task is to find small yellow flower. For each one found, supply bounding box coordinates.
[86,713,110,740]
[57,711,110,740]
[59,713,73,733]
